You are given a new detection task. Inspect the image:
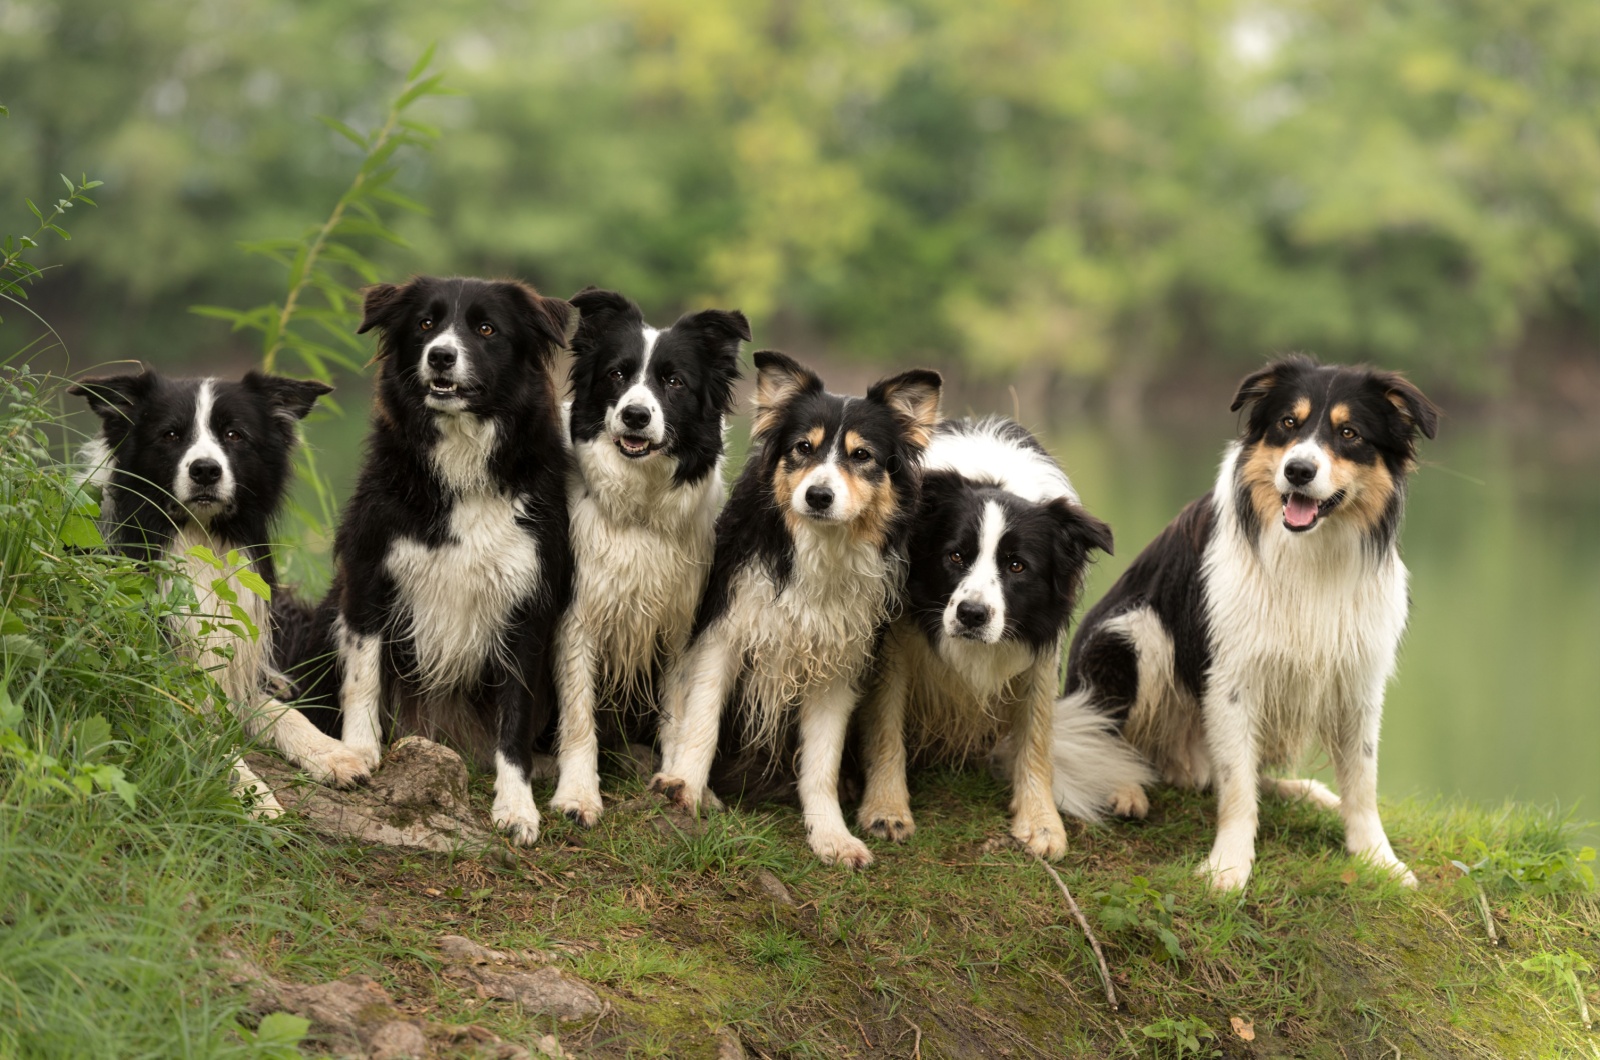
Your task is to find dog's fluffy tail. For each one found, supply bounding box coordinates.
[1049,689,1154,822]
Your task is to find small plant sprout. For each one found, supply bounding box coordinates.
[1520,949,1593,1030]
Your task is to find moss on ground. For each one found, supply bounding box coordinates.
[245,765,1599,1059]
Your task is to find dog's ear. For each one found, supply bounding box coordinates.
[1377,371,1439,441]
[1230,354,1316,412]
[1045,496,1114,608]
[69,371,154,425]
[568,287,638,323]
[752,351,823,439]
[867,368,943,450]
[508,283,578,355]
[243,371,334,421]
[357,281,410,337]
[677,308,749,415]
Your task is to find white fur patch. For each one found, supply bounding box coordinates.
[605,326,666,445]
[1275,439,1336,500]
[1048,689,1157,822]
[943,500,1008,643]
[923,420,1078,504]
[492,750,541,846]
[336,617,384,770]
[175,380,236,514]
[384,490,543,691]
[430,413,498,495]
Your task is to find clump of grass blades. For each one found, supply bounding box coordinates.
[0,363,329,1058]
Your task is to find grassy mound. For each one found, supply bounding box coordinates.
[2,365,1595,1058]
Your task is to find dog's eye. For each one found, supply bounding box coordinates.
[223,429,243,443]
[419,317,434,331]
[477,322,494,337]
[608,369,626,382]
[850,447,872,462]
[949,551,964,567]
[1281,416,1298,430]
[666,374,685,389]
[1008,558,1027,574]
[162,429,181,442]
[794,439,813,456]
[1341,426,1360,441]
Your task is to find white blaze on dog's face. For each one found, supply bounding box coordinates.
[603,325,666,454]
[943,499,1009,643]
[752,352,942,548]
[420,323,473,412]
[172,380,238,519]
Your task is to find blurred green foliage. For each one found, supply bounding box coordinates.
[5,0,1600,387]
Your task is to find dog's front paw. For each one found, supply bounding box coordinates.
[1108,783,1149,819]
[810,828,874,869]
[1199,847,1254,892]
[492,789,541,847]
[648,772,700,812]
[305,743,373,789]
[344,738,382,774]
[858,796,916,843]
[1012,811,1068,861]
[549,787,604,828]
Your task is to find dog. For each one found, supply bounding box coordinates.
[71,368,366,805]
[550,287,747,826]
[1065,355,1438,890]
[649,352,942,868]
[295,275,577,846]
[854,417,1145,859]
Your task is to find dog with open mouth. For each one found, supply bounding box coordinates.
[1064,355,1439,890]
[551,287,747,827]
[71,368,367,803]
[284,275,578,846]
[649,352,942,868]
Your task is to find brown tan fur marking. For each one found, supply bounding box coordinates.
[1239,441,1292,527]
[840,430,900,549]
[1292,397,1312,423]
[1329,402,1351,428]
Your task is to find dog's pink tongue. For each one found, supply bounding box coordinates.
[1284,493,1319,528]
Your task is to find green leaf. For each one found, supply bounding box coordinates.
[235,568,272,602]
[253,1011,310,1053]
[0,610,25,636]
[0,634,46,663]
[60,510,105,549]
[317,115,369,149]
[186,544,222,569]
[406,41,438,81]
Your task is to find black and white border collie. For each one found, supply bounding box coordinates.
[855,418,1144,860]
[1066,356,1438,890]
[551,287,747,826]
[71,369,366,802]
[650,352,942,868]
[302,276,577,846]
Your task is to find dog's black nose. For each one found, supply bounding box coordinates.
[620,404,652,431]
[427,348,457,373]
[805,485,834,512]
[1283,459,1317,488]
[955,601,990,629]
[188,458,222,486]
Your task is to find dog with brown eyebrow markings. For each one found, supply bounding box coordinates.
[649,351,942,869]
[1064,355,1439,891]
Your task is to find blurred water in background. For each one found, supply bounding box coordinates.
[291,379,1600,836]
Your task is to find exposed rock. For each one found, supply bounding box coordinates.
[534,1033,565,1058]
[246,736,491,852]
[247,972,403,1057]
[752,869,795,906]
[715,1029,746,1060]
[438,934,554,967]
[367,1020,429,1059]
[444,965,603,1020]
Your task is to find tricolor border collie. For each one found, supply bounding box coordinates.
[855,418,1145,859]
[551,287,747,826]
[296,275,577,846]
[1066,356,1438,890]
[650,352,942,868]
[71,368,366,803]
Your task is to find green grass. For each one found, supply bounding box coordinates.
[3,363,1597,1058]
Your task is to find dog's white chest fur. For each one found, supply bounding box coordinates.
[725,528,899,744]
[565,439,721,689]
[1203,450,1409,763]
[161,525,273,707]
[385,489,543,691]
